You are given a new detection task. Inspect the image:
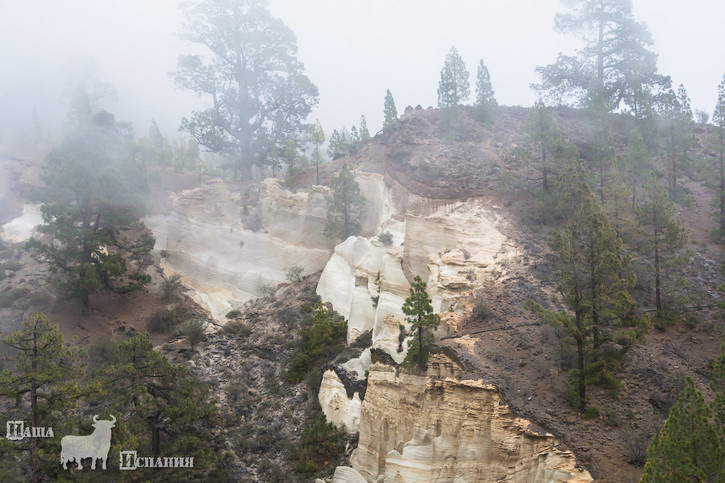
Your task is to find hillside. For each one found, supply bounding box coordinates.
[1,105,724,482]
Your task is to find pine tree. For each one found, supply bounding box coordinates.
[0,313,84,480]
[175,0,318,181]
[101,333,216,458]
[27,108,154,312]
[527,183,635,411]
[534,0,669,110]
[603,160,634,239]
[310,119,325,185]
[350,125,360,144]
[624,130,653,209]
[326,129,349,159]
[474,58,497,118]
[586,80,615,201]
[437,46,470,108]
[713,75,725,237]
[359,115,370,140]
[658,86,695,194]
[324,164,366,240]
[401,276,440,368]
[148,118,164,165]
[283,138,299,182]
[712,333,725,439]
[526,100,561,193]
[642,377,723,482]
[635,178,688,312]
[383,90,398,128]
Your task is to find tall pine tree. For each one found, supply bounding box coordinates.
[642,377,723,482]
[527,183,636,411]
[437,46,470,108]
[383,90,398,128]
[534,0,669,110]
[401,276,440,368]
[324,164,366,240]
[359,115,370,140]
[624,130,653,210]
[0,313,85,480]
[658,86,695,194]
[27,107,154,312]
[635,178,688,312]
[526,100,561,193]
[713,75,725,237]
[474,58,497,121]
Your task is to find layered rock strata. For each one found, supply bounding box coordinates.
[333,353,592,483]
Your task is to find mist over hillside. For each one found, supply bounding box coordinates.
[1,1,725,482]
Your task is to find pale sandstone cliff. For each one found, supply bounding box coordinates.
[145,178,335,321]
[332,353,592,483]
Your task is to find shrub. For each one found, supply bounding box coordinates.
[351,330,372,348]
[286,265,304,282]
[258,283,276,296]
[226,309,241,319]
[295,412,344,476]
[623,433,650,467]
[653,311,677,330]
[603,408,621,427]
[2,259,22,272]
[684,314,699,329]
[286,303,347,383]
[89,335,119,369]
[160,274,184,300]
[582,406,600,420]
[148,305,189,333]
[0,288,26,308]
[224,319,251,338]
[183,319,206,351]
[709,228,724,243]
[378,232,393,245]
[471,297,492,321]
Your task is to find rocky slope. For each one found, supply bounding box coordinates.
[4,105,724,482]
[334,351,592,483]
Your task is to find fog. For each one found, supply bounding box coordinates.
[1,0,724,144]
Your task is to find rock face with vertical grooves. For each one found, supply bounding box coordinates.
[336,352,592,483]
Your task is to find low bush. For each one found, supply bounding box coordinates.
[226,309,241,319]
[224,319,251,338]
[160,274,184,300]
[378,232,393,245]
[148,304,189,333]
[0,288,26,308]
[295,412,344,477]
[183,319,206,351]
[88,335,119,370]
[582,406,600,420]
[286,265,304,283]
[286,302,347,383]
[653,311,677,330]
[604,408,621,427]
[471,297,492,321]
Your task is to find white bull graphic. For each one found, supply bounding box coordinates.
[60,415,116,470]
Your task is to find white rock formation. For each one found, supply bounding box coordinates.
[318,369,362,433]
[316,180,509,381]
[0,203,43,243]
[339,353,592,483]
[145,179,334,321]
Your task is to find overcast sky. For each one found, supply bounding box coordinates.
[1,0,724,144]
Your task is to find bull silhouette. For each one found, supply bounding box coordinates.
[60,415,116,470]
